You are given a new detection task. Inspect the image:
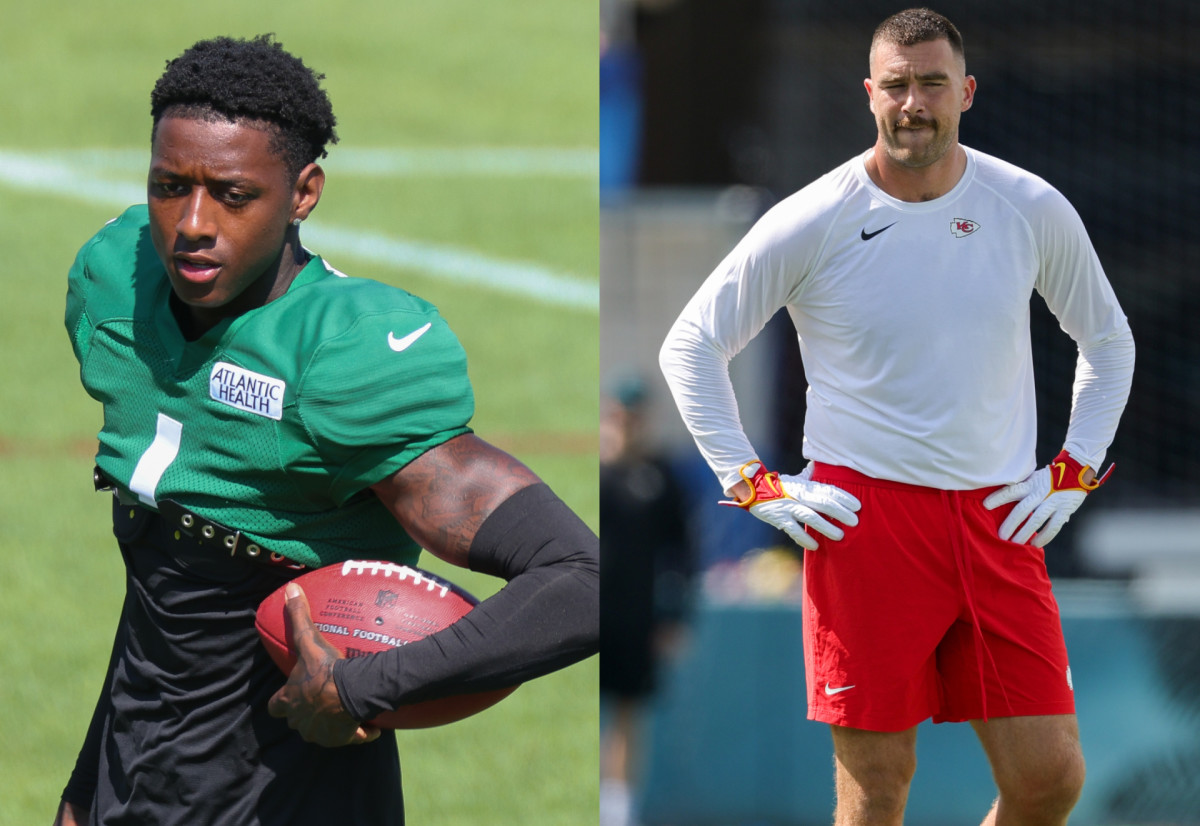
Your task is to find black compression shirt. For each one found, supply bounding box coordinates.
[63,500,404,825]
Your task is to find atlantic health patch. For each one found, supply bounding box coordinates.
[210,362,285,420]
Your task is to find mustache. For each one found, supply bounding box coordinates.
[895,117,936,129]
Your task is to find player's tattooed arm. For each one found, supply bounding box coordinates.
[337,435,597,719]
[370,433,540,567]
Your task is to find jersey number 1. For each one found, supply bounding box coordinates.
[129,413,183,506]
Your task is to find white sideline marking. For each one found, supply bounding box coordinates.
[305,223,597,310]
[0,151,146,206]
[331,147,597,178]
[0,148,598,312]
[7,146,598,178]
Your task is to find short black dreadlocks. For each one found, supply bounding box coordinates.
[150,34,338,180]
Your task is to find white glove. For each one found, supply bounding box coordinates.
[721,461,861,551]
[983,450,1112,547]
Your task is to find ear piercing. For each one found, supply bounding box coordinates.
[291,218,303,227]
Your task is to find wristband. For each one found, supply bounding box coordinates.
[1051,450,1113,493]
[719,461,789,509]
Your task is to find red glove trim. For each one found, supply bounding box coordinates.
[1051,450,1114,493]
[719,461,790,509]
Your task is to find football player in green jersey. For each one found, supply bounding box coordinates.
[56,35,598,826]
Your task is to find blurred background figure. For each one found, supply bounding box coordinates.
[600,0,682,197]
[600,0,644,195]
[600,374,696,826]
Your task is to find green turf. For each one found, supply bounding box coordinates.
[0,2,597,823]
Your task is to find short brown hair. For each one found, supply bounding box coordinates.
[870,8,964,67]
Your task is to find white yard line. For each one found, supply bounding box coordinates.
[10,147,598,178]
[304,223,598,309]
[0,148,598,312]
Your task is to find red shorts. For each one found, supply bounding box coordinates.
[803,464,1075,732]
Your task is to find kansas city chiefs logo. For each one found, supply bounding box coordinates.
[951,218,981,238]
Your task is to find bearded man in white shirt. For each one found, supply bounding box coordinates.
[659,8,1134,826]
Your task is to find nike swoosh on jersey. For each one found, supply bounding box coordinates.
[860,223,896,241]
[824,682,856,696]
[387,322,433,352]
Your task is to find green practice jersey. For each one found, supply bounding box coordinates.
[66,206,475,568]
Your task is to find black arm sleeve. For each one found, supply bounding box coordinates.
[332,483,599,721]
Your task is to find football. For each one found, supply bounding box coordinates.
[256,560,519,728]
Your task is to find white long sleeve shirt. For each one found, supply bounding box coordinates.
[660,147,1135,492]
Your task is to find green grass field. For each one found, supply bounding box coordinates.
[0,1,597,823]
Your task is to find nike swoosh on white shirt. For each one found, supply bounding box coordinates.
[387,322,433,352]
[824,682,856,696]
